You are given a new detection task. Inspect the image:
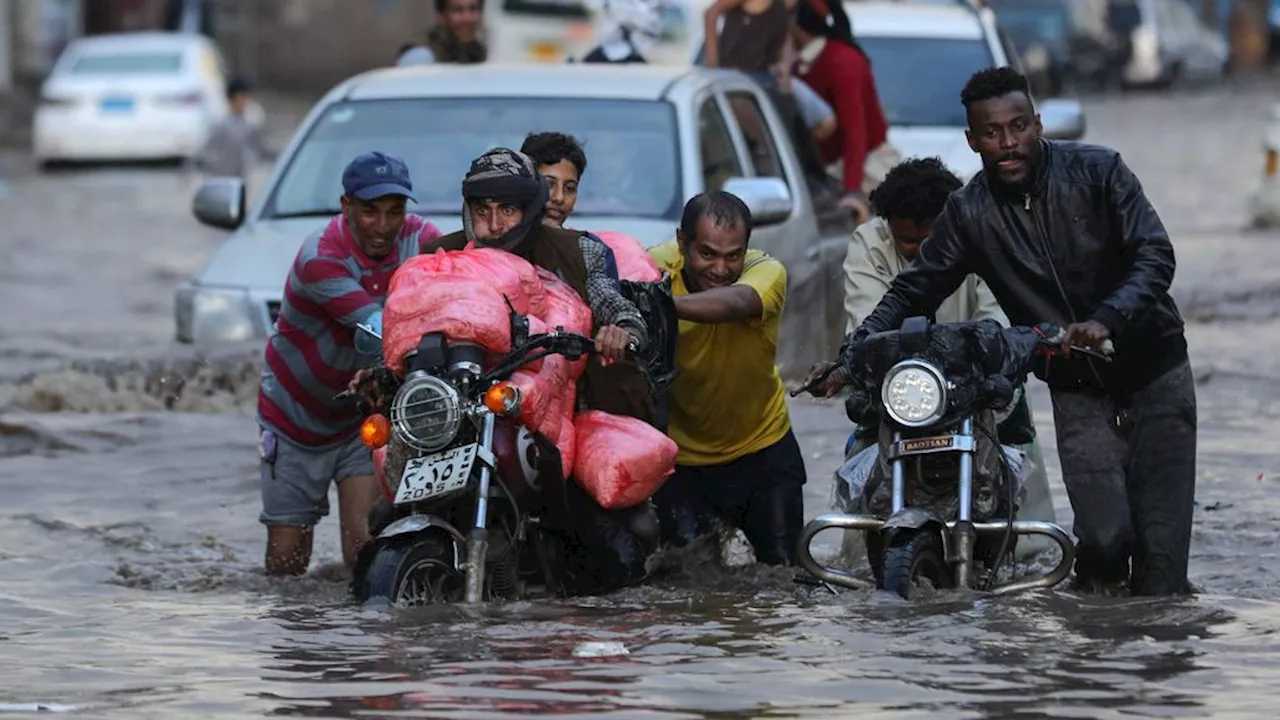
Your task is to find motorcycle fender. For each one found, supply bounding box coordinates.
[882,507,946,533]
[378,513,467,547]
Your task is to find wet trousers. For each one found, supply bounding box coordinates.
[558,480,657,594]
[1050,359,1197,595]
[654,430,807,566]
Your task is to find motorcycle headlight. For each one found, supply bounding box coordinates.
[390,373,463,452]
[880,359,948,428]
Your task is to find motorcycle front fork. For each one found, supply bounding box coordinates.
[464,412,497,603]
[890,418,977,589]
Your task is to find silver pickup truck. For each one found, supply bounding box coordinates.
[178,63,855,377]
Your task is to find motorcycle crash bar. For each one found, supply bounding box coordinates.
[795,512,1077,595]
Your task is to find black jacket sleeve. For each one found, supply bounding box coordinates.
[839,196,974,365]
[1089,153,1176,337]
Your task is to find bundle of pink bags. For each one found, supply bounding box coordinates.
[381,232,675,510]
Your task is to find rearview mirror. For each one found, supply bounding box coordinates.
[1039,99,1086,141]
[192,177,246,230]
[721,177,793,226]
[355,311,383,356]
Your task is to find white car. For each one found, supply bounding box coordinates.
[847,1,1085,181]
[33,32,231,166]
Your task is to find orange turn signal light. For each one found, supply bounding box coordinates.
[1267,149,1278,179]
[360,413,391,448]
[483,382,521,416]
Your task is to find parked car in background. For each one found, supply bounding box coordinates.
[987,0,1113,95]
[1106,0,1227,87]
[33,32,231,167]
[178,63,857,378]
[844,1,1086,181]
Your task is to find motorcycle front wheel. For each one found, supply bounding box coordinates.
[881,529,951,600]
[359,535,463,607]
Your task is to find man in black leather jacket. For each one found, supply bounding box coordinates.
[805,66,1196,596]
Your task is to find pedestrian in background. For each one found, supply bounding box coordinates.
[187,77,274,183]
[792,0,896,222]
[703,0,834,192]
[396,0,487,65]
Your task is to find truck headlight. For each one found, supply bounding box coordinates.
[175,285,258,343]
[880,359,948,428]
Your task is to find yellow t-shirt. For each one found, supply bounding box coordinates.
[649,240,792,466]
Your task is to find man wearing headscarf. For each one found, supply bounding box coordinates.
[792,0,894,222]
[429,148,660,591]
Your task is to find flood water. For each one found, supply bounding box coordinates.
[3,86,1280,718]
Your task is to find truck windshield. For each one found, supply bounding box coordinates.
[859,37,996,128]
[263,97,682,220]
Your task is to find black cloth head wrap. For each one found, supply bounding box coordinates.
[795,0,865,60]
[461,148,549,251]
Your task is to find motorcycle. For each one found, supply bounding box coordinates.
[796,317,1111,599]
[345,306,656,606]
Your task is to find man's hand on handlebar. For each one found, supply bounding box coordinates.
[1034,321,1115,361]
[1062,320,1112,354]
[594,324,637,364]
[796,361,852,398]
[344,368,387,408]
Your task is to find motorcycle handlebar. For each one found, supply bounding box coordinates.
[481,328,638,385]
[792,320,1117,399]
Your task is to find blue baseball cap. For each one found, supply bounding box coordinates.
[342,151,416,202]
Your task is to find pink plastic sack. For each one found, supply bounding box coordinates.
[384,279,511,371]
[447,248,549,318]
[389,249,545,316]
[537,268,594,380]
[594,231,662,282]
[538,269,593,337]
[556,414,577,476]
[507,354,572,442]
[572,410,678,510]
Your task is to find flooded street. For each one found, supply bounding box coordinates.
[3,84,1280,717]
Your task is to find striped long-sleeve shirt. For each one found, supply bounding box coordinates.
[257,214,441,446]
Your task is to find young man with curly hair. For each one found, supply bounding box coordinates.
[810,66,1195,597]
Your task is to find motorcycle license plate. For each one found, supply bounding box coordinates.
[394,443,478,505]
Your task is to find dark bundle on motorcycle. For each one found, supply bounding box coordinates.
[844,319,1044,425]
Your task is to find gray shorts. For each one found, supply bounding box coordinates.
[258,427,375,527]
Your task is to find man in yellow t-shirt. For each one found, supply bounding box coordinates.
[648,191,806,566]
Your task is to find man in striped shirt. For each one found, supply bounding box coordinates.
[257,151,441,577]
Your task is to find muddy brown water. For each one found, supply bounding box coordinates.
[2,86,1280,718]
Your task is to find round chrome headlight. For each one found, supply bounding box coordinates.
[389,373,463,452]
[880,359,948,428]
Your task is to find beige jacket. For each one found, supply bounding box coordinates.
[843,216,1007,335]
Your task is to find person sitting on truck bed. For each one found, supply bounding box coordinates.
[792,0,893,222]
